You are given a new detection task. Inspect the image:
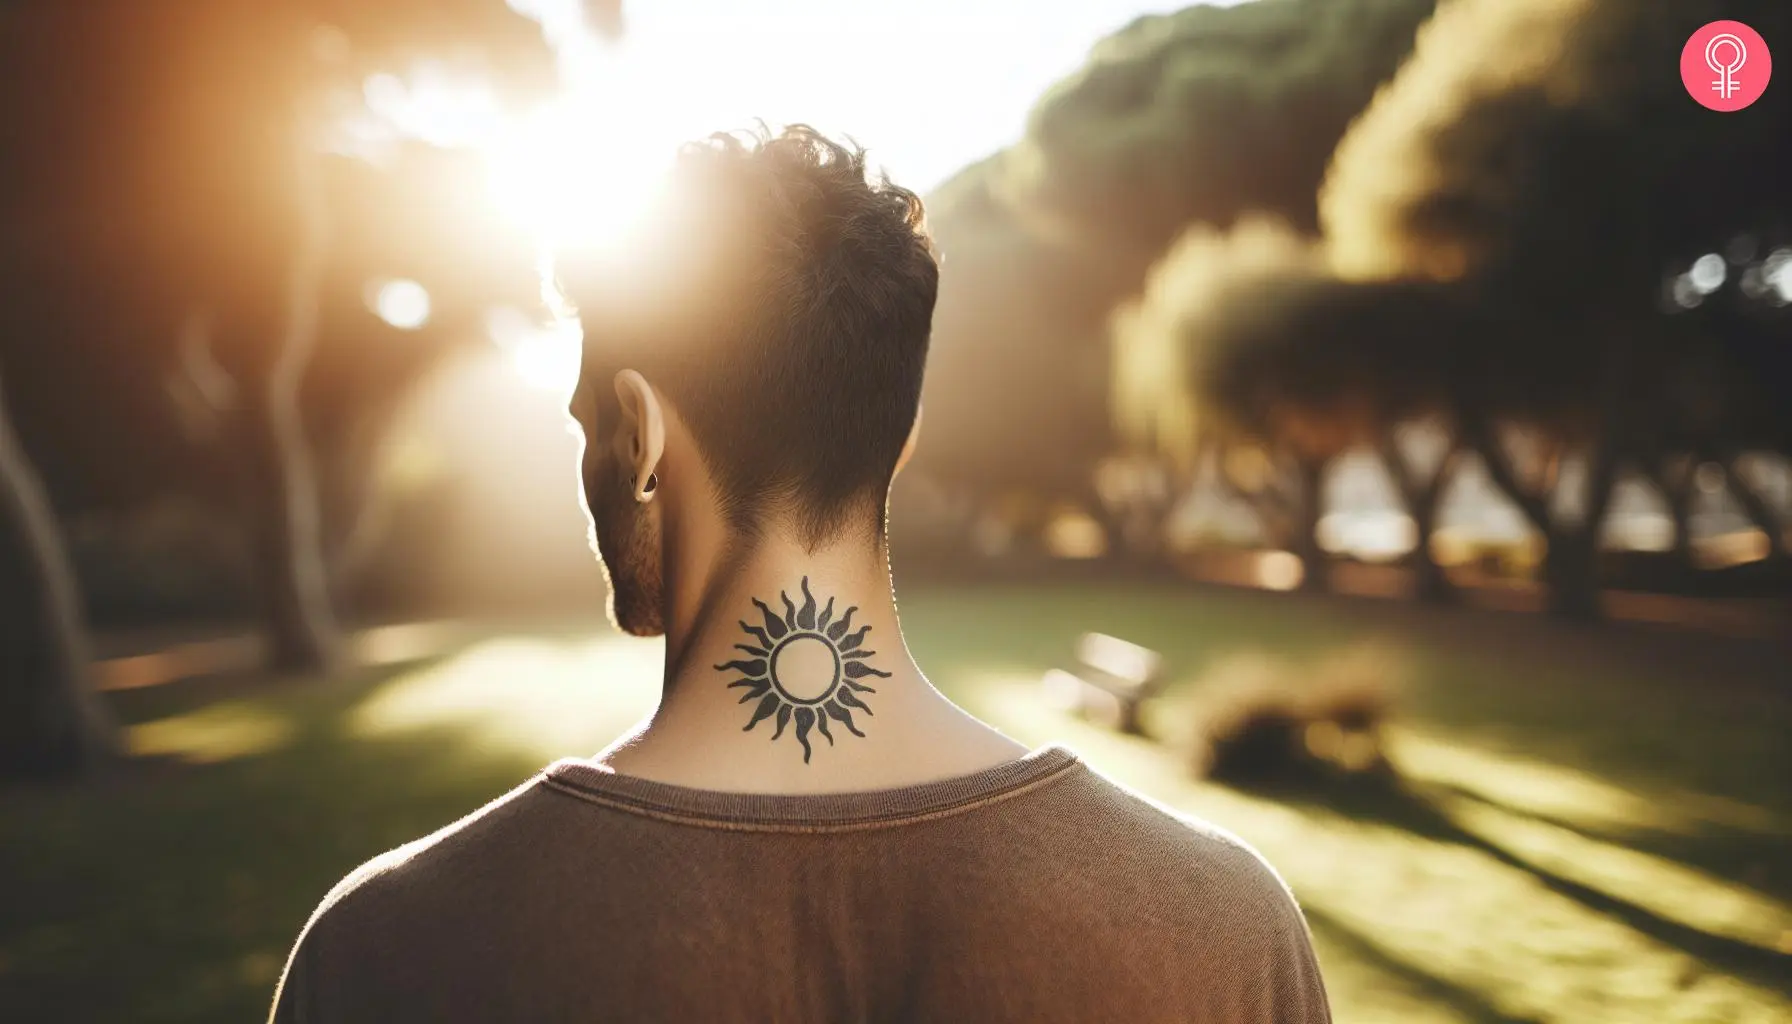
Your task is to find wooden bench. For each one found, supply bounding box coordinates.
[1042,632,1165,735]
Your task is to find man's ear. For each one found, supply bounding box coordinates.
[613,369,666,502]
[893,403,923,478]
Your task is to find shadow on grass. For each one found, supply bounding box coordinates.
[1241,771,1792,997]
[0,638,636,1024]
[1428,781,1792,908]
[1302,904,1544,1024]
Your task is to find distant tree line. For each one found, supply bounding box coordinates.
[916,0,1792,620]
[915,0,1440,551]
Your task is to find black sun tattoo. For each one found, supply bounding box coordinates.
[715,577,889,764]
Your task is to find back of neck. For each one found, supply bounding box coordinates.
[595,538,1026,793]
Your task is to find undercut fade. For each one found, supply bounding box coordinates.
[563,124,939,548]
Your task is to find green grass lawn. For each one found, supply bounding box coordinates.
[2,582,1788,1022]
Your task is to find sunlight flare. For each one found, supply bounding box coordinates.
[487,306,584,396]
[128,703,296,765]
[369,278,432,330]
[479,92,680,253]
[350,636,661,759]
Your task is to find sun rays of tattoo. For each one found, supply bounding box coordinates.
[716,577,889,763]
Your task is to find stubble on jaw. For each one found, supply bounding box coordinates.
[589,468,665,638]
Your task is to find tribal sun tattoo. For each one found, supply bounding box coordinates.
[716,577,889,763]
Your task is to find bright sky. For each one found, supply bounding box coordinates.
[527,0,1214,193]
[354,1,1251,249]
[361,1,1246,373]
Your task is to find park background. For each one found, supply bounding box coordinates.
[1,0,1789,1021]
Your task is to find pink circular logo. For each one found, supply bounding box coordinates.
[1682,21,1771,111]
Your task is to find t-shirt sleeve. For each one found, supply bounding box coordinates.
[266,850,396,1024]
[1259,890,1332,1024]
[1215,843,1333,1024]
[267,927,314,1024]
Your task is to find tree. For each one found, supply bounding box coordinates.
[913,156,1136,542]
[152,0,564,669]
[1320,0,1792,617]
[1007,0,1437,273]
[266,142,546,605]
[1202,276,1473,601]
[0,377,118,778]
[0,0,580,675]
[1640,258,1792,566]
[1114,218,1472,597]
[0,0,604,777]
[1112,220,1317,570]
[918,0,1437,549]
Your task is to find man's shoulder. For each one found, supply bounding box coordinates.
[270,776,560,1020]
[1054,761,1283,860]
[1037,762,1309,925]
[1023,762,1331,1021]
[301,774,552,937]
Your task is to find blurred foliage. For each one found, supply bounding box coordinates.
[1326,0,1789,294]
[66,499,252,625]
[1322,0,1792,438]
[1184,644,1400,785]
[0,0,555,513]
[1107,0,1792,609]
[1011,0,1437,263]
[917,157,1130,503]
[0,0,577,639]
[1112,217,1326,464]
[915,0,1435,524]
[0,0,601,769]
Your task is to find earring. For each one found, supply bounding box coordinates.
[633,472,657,503]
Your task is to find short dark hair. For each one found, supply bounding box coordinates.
[563,124,938,547]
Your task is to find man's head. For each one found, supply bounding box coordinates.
[561,125,938,635]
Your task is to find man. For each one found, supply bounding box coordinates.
[270,125,1330,1023]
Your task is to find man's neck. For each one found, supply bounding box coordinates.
[594,535,1026,794]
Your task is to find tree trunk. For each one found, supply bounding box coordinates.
[0,371,118,779]
[1649,458,1696,565]
[1080,475,1139,568]
[1723,454,1789,563]
[241,395,339,672]
[1378,430,1458,605]
[1087,457,1183,573]
[1466,415,1609,620]
[1544,429,1621,621]
[1408,490,1454,604]
[1541,527,1602,620]
[1292,457,1328,592]
[1464,323,1628,623]
[233,140,340,674]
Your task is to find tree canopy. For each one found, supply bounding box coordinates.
[1322,0,1792,435]
[1113,0,1792,611]
[0,0,605,774]
[915,0,1437,516]
[0,0,568,518]
[1007,0,1436,267]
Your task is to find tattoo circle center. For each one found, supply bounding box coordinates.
[769,634,840,703]
[715,576,890,763]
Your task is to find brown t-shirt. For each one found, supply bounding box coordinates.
[270,746,1330,1022]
